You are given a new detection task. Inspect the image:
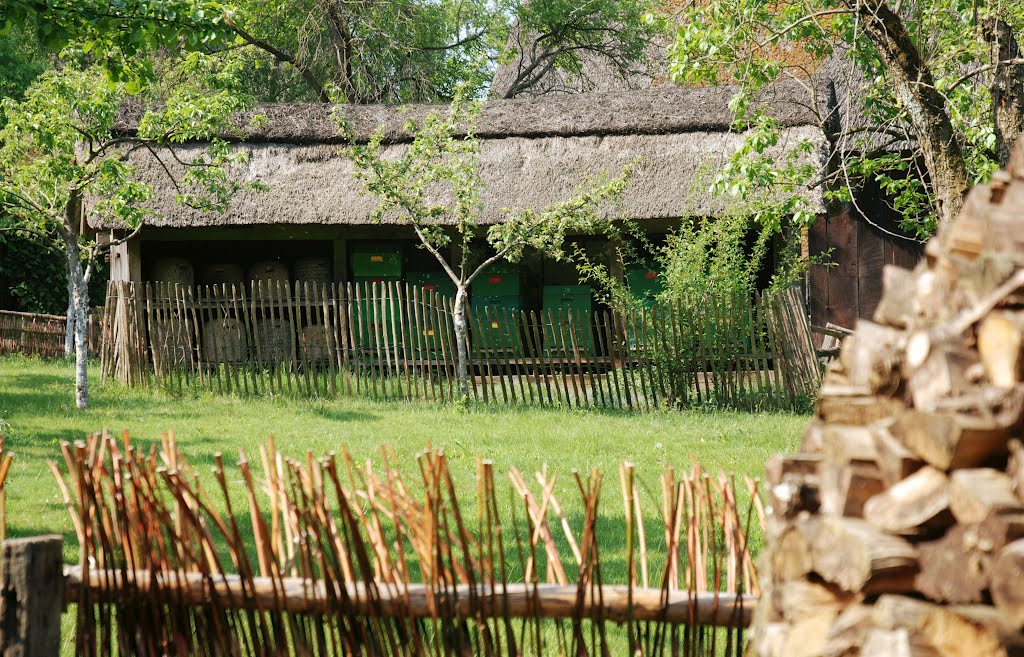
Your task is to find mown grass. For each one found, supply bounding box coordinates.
[0,354,806,567]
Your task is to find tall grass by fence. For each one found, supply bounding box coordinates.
[0,308,102,358]
[99,281,820,411]
[29,430,761,657]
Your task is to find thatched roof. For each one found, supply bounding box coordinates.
[115,81,817,145]
[103,82,828,230]
[118,124,826,229]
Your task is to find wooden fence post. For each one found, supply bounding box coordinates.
[0,535,64,657]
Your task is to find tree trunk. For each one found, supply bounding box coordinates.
[986,20,1024,167]
[64,289,74,357]
[453,286,470,401]
[849,0,971,223]
[64,235,89,410]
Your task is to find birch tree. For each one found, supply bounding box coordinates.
[0,59,251,409]
[341,98,630,400]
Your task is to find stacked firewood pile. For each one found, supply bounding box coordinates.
[752,145,1024,657]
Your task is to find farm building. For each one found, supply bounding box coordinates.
[101,77,920,331]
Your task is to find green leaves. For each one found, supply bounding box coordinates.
[0,0,236,87]
[341,94,631,285]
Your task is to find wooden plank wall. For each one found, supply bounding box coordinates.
[807,199,923,334]
[99,281,821,412]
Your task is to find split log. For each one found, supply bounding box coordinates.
[820,425,878,465]
[766,454,821,485]
[862,466,953,537]
[773,580,858,622]
[819,462,886,518]
[817,385,907,425]
[949,469,1023,524]
[907,346,982,412]
[810,517,918,594]
[873,265,920,329]
[839,321,905,393]
[871,595,1010,657]
[771,519,818,582]
[890,410,1013,470]
[916,524,993,603]
[978,312,1024,387]
[872,423,925,486]
[990,539,1024,627]
[766,455,821,519]
[916,513,1024,605]
[822,604,874,657]
[1006,439,1024,498]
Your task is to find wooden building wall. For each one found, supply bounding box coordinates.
[807,199,923,332]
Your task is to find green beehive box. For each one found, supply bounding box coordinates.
[472,295,523,355]
[626,264,663,307]
[353,276,401,347]
[407,271,455,299]
[471,264,520,298]
[405,272,454,355]
[543,285,593,355]
[351,248,402,279]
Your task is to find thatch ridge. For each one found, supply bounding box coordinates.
[116,80,818,145]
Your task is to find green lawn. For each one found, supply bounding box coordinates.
[0,354,806,564]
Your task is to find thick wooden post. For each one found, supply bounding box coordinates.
[0,536,64,657]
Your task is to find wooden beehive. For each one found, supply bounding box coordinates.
[254,318,293,364]
[751,144,1024,656]
[202,318,248,364]
[150,314,194,370]
[200,263,245,286]
[299,324,331,362]
[150,257,195,287]
[294,257,331,284]
[248,261,290,286]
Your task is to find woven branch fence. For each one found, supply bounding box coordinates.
[99,281,821,411]
[0,430,769,656]
[0,308,102,358]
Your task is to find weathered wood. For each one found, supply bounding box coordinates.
[890,410,1014,470]
[62,566,756,627]
[871,595,1010,657]
[0,535,64,657]
[872,423,925,486]
[863,466,953,536]
[816,385,906,425]
[839,320,905,393]
[991,539,1024,627]
[949,469,1023,524]
[819,461,886,518]
[978,312,1024,387]
[810,516,919,594]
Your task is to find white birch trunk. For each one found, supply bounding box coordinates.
[64,234,90,409]
[453,286,470,400]
[64,289,75,357]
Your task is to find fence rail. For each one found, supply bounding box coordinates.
[0,308,102,358]
[100,280,820,410]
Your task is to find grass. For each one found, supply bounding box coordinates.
[0,354,807,566]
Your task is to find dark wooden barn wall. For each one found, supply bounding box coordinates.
[807,204,923,332]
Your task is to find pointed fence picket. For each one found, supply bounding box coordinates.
[98,280,820,411]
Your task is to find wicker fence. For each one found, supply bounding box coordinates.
[0,309,102,359]
[99,280,821,411]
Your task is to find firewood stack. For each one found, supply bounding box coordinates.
[751,143,1024,657]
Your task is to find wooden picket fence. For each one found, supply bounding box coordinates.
[0,308,102,359]
[99,280,821,411]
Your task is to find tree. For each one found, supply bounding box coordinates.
[0,58,253,409]
[0,0,236,88]
[667,0,1024,235]
[341,98,631,399]
[212,0,657,103]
